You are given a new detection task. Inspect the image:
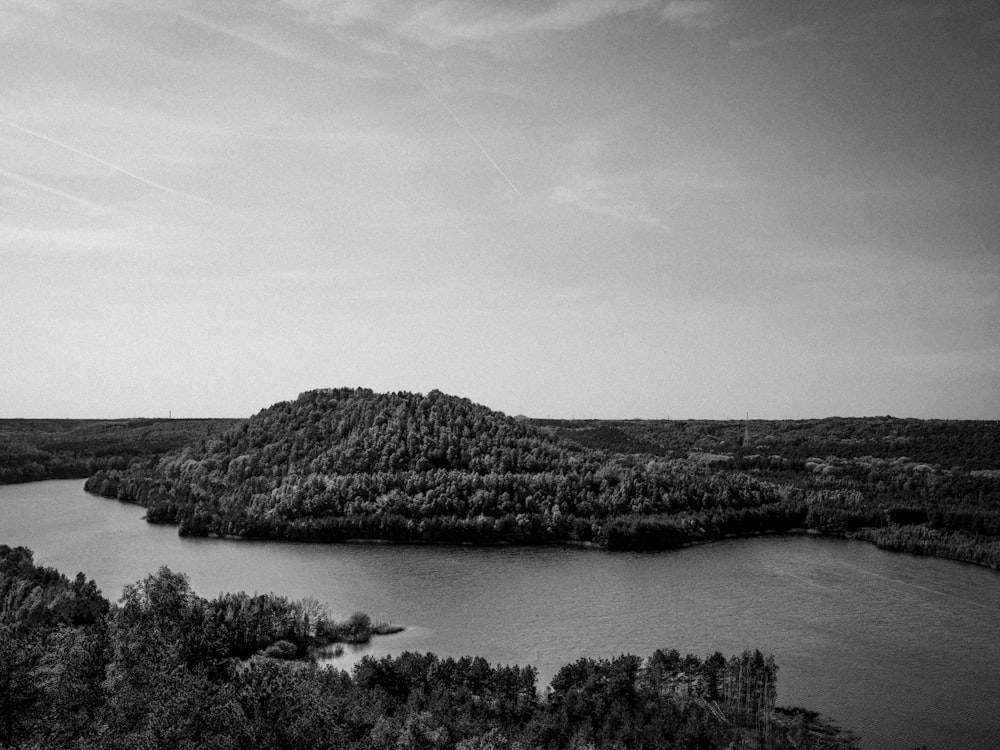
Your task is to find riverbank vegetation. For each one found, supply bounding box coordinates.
[74,388,1000,568]
[1,545,855,749]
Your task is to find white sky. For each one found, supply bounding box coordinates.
[2,0,999,419]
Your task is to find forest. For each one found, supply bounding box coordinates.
[70,388,1000,568]
[0,418,240,484]
[0,544,857,749]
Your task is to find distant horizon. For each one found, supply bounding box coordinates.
[3,384,997,423]
[4,1,998,422]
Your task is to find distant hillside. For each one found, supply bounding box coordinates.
[0,417,243,483]
[85,388,799,548]
[538,417,1000,471]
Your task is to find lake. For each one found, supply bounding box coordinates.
[2,480,999,749]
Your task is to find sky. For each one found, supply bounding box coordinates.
[2,0,999,420]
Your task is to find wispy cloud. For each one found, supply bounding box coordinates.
[551,177,665,229]
[728,24,815,53]
[366,0,714,49]
[658,1,713,28]
[276,0,384,27]
[504,0,655,34]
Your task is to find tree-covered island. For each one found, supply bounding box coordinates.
[69,388,1000,568]
[1,545,857,749]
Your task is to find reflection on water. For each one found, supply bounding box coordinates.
[2,480,999,750]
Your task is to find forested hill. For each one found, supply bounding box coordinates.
[85,388,798,547]
[214,387,582,476]
[82,388,1000,566]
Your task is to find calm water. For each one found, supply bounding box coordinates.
[2,481,999,750]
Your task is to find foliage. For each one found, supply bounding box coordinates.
[545,416,1000,566]
[0,418,241,484]
[1,547,857,750]
[542,417,1000,471]
[83,388,806,551]
[0,545,109,748]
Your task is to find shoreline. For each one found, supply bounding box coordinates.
[166,516,1000,571]
[14,478,996,572]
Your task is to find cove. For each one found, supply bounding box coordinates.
[2,480,999,750]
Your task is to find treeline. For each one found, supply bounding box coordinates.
[542,417,1000,471]
[852,525,1000,568]
[84,389,809,550]
[1,545,856,750]
[0,418,242,484]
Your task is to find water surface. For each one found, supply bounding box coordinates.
[2,480,999,750]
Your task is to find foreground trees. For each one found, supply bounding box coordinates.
[1,545,857,750]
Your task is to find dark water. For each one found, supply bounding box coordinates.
[2,480,999,750]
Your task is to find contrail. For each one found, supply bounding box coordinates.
[3,120,213,205]
[381,38,521,198]
[0,166,102,208]
[415,80,522,197]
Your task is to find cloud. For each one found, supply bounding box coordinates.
[658,1,713,28]
[509,0,654,33]
[728,24,814,53]
[398,0,629,46]
[277,0,384,26]
[313,0,715,49]
[551,177,666,229]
